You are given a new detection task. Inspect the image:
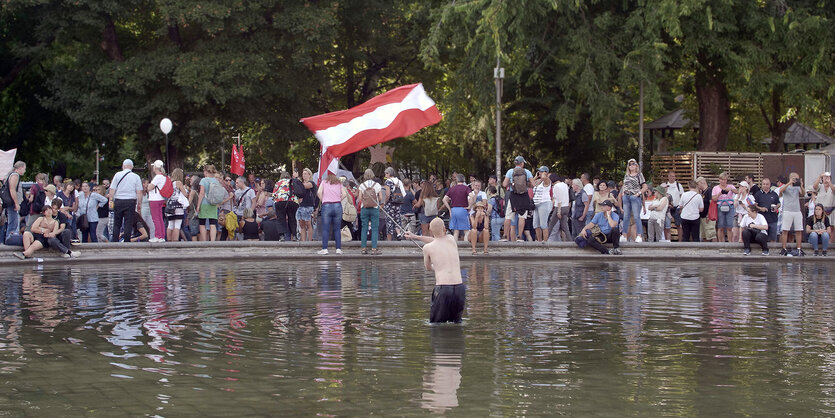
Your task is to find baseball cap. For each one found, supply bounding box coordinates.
[538,166,549,173]
[514,156,526,164]
[152,160,164,169]
[825,172,831,177]
[739,180,750,189]
[600,199,614,207]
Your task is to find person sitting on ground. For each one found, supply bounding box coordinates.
[777,172,805,256]
[50,199,74,250]
[238,208,260,241]
[806,203,830,256]
[739,204,769,256]
[130,212,150,242]
[260,208,282,241]
[577,200,622,255]
[14,205,78,259]
[404,218,465,324]
[469,200,489,254]
[646,186,669,242]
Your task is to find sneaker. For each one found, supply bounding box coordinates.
[316,249,328,255]
[762,250,769,256]
[499,238,508,242]
[780,248,788,256]
[12,252,25,260]
[335,249,343,255]
[70,250,80,258]
[824,251,828,256]
[743,249,751,255]
[609,248,622,255]
[814,250,819,256]
[797,249,806,257]
[635,235,643,243]
[62,252,71,258]
[619,236,627,243]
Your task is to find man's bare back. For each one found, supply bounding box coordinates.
[423,234,463,285]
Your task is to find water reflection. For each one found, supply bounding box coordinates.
[0,261,831,415]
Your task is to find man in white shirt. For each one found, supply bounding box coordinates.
[233,177,255,217]
[580,173,594,224]
[107,159,143,243]
[547,175,571,241]
[661,170,684,241]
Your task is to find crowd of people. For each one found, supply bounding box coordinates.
[1,155,833,258]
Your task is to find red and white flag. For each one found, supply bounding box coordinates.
[300,83,442,175]
[231,144,245,176]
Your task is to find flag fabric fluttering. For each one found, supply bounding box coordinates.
[0,149,17,179]
[231,145,245,176]
[300,83,442,175]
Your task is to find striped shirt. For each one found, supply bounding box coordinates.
[622,172,645,195]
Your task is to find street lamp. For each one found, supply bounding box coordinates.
[494,58,504,181]
[160,118,172,169]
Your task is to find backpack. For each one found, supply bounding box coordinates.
[493,196,504,216]
[159,176,174,199]
[30,185,46,214]
[387,179,404,205]
[292,178,307,199]
[341,191,357,222]
[0,172,16,208]
[206,180,227,205]
[512,167,528,195]
[423,197,439,216]
[361,181,379,208]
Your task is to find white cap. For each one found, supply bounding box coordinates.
[152,160,164,169]
[123,159,134,167]
[738,181,749,189]
[824,172,831,177]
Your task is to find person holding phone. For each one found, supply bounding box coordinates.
[777,172,805,256]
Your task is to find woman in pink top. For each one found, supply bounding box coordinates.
[317,173,347,255]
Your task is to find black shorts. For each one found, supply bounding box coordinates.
[430,284,466,323]
[32,232,48,247]
[199,217,218,227]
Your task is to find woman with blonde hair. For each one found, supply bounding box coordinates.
[317,172,347,255]
[165,168,190,242]
[619,158,645,242]
[296,168,317,241]
[358,169,383,254]
[196,164,221,241]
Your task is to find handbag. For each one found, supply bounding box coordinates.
[590,224,607,243]
[708,200,718,221]
[341,225,353,242]
[78,197,91,232]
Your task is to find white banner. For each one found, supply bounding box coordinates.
[0,149,16,179]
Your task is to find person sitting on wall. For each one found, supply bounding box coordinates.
[576,200,622,255]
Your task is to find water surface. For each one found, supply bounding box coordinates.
[0,260,833,416]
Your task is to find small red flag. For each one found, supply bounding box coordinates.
[231,145,245,176]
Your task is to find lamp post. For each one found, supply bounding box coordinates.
[160,118,172,169]
[494,57,504,181]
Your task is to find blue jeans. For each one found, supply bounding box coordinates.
[321,202,342,250]
[4,207,19,242]
[490,217,503,241]
[360,207,380,249]
[808,231,830,251]
[622,194,643,235]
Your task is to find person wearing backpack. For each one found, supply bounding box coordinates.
[1,161,26,242]
[358,169,383,255]
[501,156,534,242]
[195,164,223,241]
[383,167,406,241]
[146,160,169,242]
[107,159,143,243]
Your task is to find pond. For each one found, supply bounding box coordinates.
[0,260,833,415]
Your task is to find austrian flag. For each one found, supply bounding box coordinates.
[300,83,442,175]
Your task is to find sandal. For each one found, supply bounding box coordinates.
[372,248,381,255]
[472,250,477,255]
[361,248,368,255]
[483,250,489,255]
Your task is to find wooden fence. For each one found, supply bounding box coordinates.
[650,152,803,185]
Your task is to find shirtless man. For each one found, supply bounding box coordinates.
[405,218,466,323]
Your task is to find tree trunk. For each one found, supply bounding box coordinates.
[695,55,730,151]
[101,15,124,61]
[763,89,794,152]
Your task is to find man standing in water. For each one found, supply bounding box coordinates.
[405,218,465,323]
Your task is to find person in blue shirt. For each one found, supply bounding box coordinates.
[578,200,622,255]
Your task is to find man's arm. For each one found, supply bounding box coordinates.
[442,195,452,213]
[813,174,823,192]
[405,231,433,244]
[9,174,19,210]
[423,250,432,271]
[502,176,510,189]
[580,197,590,221]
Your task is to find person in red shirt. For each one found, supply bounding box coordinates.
[442,173,471,240]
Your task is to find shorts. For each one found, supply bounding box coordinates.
[32,232,48,247]
[449,207,470,231]
[716,206,736,228]
[668,207,681,229]
[167,216,184,230]
[199,217,218,227]
[781,211,804,232]
[700,217,717,240]
[504,199,529,220]
[430,283,466,323]
[419,213,437,225]
[297,205,314,222]
[532,202,551,229]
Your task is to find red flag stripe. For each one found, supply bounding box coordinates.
[300,83,420,132]
[325,106,441,158]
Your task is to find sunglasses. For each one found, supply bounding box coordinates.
[225,178,232,181]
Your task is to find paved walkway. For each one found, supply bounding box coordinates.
[0,240,829,267]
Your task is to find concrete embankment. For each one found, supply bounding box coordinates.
[0,240,830,267]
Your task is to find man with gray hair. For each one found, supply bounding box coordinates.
[107,159,143,243]
[2,161,26,241]
[233,176,255,218]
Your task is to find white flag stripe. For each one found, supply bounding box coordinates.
[314,84,436,148]
[0,149,17,179]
